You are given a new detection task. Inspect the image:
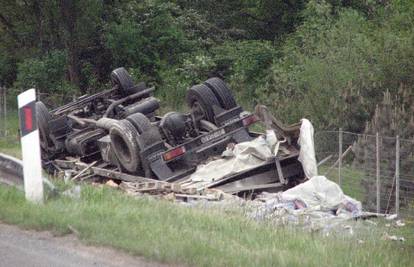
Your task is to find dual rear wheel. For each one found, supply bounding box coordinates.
[186,77,237,124]
[110,112,162,173]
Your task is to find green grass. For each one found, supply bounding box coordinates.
[0,184,413,267]
[0,110,20,158]
[1,108,413,266]
[321,165,366,201]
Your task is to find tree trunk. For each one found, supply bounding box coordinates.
[32,1,47,52]
[60,0,83,92]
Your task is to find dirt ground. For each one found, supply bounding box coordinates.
[0,223,174,267]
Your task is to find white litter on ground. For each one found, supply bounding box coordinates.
[250,176,363,230]
[181,119,404,237]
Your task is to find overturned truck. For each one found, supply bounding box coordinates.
[37,68,305,195]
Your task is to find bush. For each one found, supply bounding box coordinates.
[105,1,192,78]
[0,53,16,87]
[256,0,414,131]
[13,50,75,96]
[211,40,275,108]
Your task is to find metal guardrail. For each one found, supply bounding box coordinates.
[0,153,23,189]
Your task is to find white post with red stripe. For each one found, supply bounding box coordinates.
[17,89,43,203]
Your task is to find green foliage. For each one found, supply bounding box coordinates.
[257,0,414,131]
[0,0,414,132]
[174,0,306,40]
[0,110,20,158]
[154,40,275,110]
[0,50,16,87]
[211,40,275,107]
[13,50,75,95]
[105,1,192,77]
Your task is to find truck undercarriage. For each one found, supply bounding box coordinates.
[38,68,305,196]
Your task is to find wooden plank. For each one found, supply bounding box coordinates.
[91,167,156,183]
[324,145,352,176]
[53,159,78,169]
[224,182,284,194]
[215,169,277,192]
[71,161,97,181]
[174,194,221,201]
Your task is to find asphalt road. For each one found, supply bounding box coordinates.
[0,223,170,267]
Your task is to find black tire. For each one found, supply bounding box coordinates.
[138,127,164,148]
[186,84,220,122]
[35,101,54,153]
[204,77,237,109]
[111,67,137,96]
[127,113,163,148]
[126,112,152,134]
[109,120,141,173]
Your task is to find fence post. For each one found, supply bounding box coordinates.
[376,132,381,213]
[338,128,343,186]
[395,135,400,216]
[0,87,3,136]
[0,87,6,137]
[3,88,7,136]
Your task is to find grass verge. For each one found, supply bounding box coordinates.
[0,110,20,158]
[0,184,413,267]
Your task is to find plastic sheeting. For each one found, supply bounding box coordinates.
[250,176,363,230]
[190,119,317,184]
[190,130,279,183]
[298,119,317,178]
[281,176,361,212]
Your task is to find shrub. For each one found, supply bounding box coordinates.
[256,0,414,131]
[14,50,75,95]
[105,1,192,78]
[210,40,276,108]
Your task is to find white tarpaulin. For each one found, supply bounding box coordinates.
[190,130,279,183]
[189,119,317,184]
[250,176,363,230]
[298,119,317,178]
[281,176,362,211]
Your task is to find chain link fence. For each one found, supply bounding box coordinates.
[0,87,8,137]
[315,130,414,219]
[2,87,414,219]
[0,89,74,137]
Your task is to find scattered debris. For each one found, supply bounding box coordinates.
[105,180,118,188]
[382,232,405,242]
[386,214,398,220]
[67,224,80,236]
[395,220,405,227]
[365,220,377,226]
[2,70,408,236]
[71,161,97,181]
[62,185,81,199]
[118,180,227,202]
[249,176,363,230]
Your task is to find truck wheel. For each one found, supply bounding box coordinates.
[186,84,220,123]
[111,67,147,97]
[36,101,54,154]
[127,113,163,148]
[126,112,152,134]
[204,77,237,109]
[109,120,141,173]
